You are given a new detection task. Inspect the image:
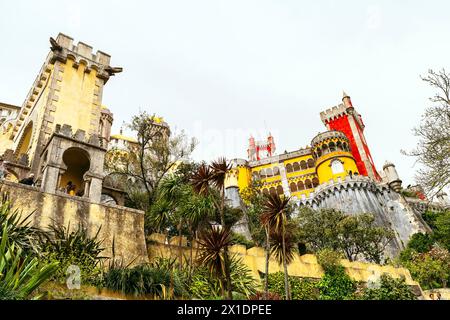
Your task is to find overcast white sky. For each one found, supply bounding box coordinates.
[0,0,448,188]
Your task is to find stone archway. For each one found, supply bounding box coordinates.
[59,147,90,195]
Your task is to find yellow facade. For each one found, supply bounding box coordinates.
[315,152,359,184]
[53,59,99,136]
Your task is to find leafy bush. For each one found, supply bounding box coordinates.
[102,263,187,299]
[267,272,319,300]
[39,223,105,285]
[317,266,356,300]
[0,194,43,255]
[230,232,254,249]
[401,245,449,289]
[249,291,282,300]
[189,256,258,299]
[406,233,434,253]
[362,274,416,300]
[316,249,343,272]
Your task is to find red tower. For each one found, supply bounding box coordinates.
[320,92,381,181]
[247,134,276,161]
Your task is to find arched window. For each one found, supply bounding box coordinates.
[290,182,298,192]
[307,158,315,168]
[322,144,329,155]
[286,163,293,173]
[336,141,343,151]
[276,185,284,195]
[329,142,336,152]
[269,187,277,195]
[293,162,300,172]
[297,181,305,190]
[300,161,307,170]
[273,167,280,176]
[260,169,267,178]
[331,159,344,174]
[317,148,322,157]
[343,142,349,152]
[305,179,313,189]
[262,188,269,195]
[312,177,319,187]
[266,168,273,177]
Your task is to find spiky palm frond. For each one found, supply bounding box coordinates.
[190,163,213,195]
[261,193,290,233]
[209,157,231,190]
[196,226,232,279]
[0,193,43,255]
[269,230,296,266]
[0,221,58,300]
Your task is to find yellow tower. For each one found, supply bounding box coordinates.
[0,33,121,174]
[311,131,359,184]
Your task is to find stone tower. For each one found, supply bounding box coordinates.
[320,92,381,181]
[0,33,121,174]
[0,33,122,201]
[382,161,403,192]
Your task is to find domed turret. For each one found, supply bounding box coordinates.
[382,161,402,192]
[311,130,359,184]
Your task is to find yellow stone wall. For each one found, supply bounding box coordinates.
[0,180,148,266]
[147,234,420,289]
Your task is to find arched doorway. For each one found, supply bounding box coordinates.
[16,121,33,156]
[59,147,90,195]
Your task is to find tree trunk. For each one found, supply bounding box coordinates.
[282,226,291,300]
[220,186,233,300]
[178,218,183,271]
[264,226,270,299]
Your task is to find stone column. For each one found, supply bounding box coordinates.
[88,176,103,203]
[41,165,61,194]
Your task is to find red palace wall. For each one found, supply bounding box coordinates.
[326,115,368,176]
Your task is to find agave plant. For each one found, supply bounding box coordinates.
[0,223,58,300]
[39,223,106,284]
[0,193,43,255]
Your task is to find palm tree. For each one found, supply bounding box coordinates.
[190,158,233,299]
[209,158,233,299]
[196,225,232,299]
[261,193,291,300]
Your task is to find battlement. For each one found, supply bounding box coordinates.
[320,103,347,124]
[54,33,111,66]
[48,124,107,149]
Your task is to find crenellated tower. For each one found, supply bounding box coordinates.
[0,33,122,175]
[320,92,381,181]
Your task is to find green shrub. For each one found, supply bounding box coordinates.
[407,233,434,253]
[230,232,255,249]
[317,266,356,300]
[102,263,187,299]
[0,224,58,300]
[267,272,319,300]
[362,274,416,300]
[316,249,343,272]
[188,256,258,300]
[39,223,105,285]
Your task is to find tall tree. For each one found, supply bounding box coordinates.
[403,69,450,198]
[105,111,197,212]
[297,207,393,263]
[190,158,233,299]
[261,193,291,300]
